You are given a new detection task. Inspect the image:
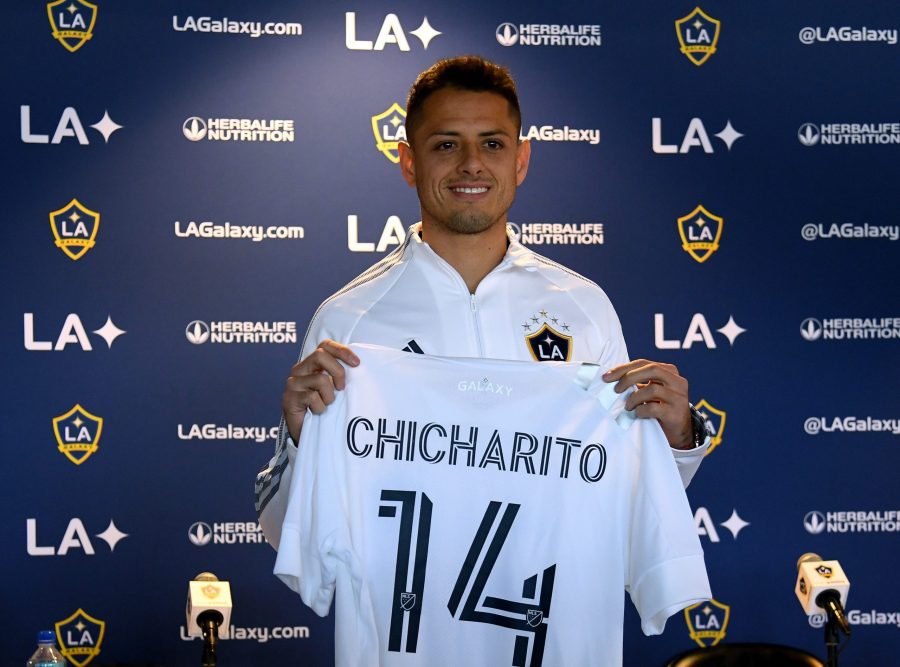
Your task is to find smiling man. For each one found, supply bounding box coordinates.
[256,54,709,545]
[256,57,710,543]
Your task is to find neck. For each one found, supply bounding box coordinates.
[420,221,509,293]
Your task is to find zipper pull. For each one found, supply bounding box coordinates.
[470,293,477,312]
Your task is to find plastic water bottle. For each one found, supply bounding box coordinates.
[26,631,67,666]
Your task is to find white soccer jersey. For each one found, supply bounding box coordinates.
[257,224,708,547]
[274,344,711,667]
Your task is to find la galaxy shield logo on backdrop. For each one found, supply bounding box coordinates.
[524,311,572,361]
[694,399,726,455]
[47,0,98,53]
[678,205,722,263]
[53,404,103,465]
[675,7,720,66]
[50,198,100,260]
[55,608,105,666]
[684,598,730,647]
[372,103,407,163]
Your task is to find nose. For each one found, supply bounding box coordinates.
[457,143,485,176]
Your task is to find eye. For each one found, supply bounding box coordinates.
[435,141,455,151]
[484,139,504,150]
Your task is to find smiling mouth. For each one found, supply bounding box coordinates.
[449,186,489,194]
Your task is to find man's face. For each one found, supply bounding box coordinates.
[399,88,530,236]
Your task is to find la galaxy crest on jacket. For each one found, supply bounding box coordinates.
[275,345,711,666]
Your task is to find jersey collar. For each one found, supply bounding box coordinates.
[407,222,537,275]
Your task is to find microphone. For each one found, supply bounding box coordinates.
[186,572,233,666]
[795,553,851,635]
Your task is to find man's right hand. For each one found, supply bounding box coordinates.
[282,340,360,443]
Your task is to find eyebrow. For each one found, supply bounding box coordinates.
[426,128,512,139]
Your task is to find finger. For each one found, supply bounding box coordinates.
[285,372,337,407]
[629,402,668,421]
[612,362,683,393]
[602,359,649,382]
[318,340,360,367]
[623,381,689,410]
[296,348,350,390]
[617,367,685,394]
[304,390,328,415]
[603,358,679,382]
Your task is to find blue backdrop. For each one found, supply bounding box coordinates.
[3,1,898,665]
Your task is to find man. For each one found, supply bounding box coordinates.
[255,55,709,549]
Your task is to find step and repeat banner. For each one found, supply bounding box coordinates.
[2,1,898,665]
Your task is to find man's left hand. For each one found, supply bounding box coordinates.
[602,359,694,449]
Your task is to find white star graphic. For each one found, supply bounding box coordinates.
[410,17,441,49]
[90,111,123,143]
[720,509,750,539]
[715,121,744,151]
[72,416,84,428]
[96,520,129,551]
[717,316,746,346]
[93,316,126,348]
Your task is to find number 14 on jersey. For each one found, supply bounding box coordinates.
[379,490,556,667]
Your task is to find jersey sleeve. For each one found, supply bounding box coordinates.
[624,416,712,635]
[255,310,337,550]
[272,392,345,616]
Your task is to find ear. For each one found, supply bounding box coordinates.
[515,139,531,186]
[398,141,416,187]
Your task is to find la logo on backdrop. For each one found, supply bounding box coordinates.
[676,7,720,66]
[55,609,105,666]
[372,103,407,163]
[678,205,723,263]
[53,404,103,464]
[693,399,726,455]
[47,0,97,52]
[684,598,730,647]
[50,198,99,260]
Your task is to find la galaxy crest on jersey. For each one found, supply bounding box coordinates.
[523,310,572,361]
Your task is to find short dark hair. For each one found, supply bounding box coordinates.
[405,55,521,141]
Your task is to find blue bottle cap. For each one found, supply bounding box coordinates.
[37,630,56,643]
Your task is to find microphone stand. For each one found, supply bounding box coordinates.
[817,591,850,667]
[823,610,839,667]
[198,610,223,667]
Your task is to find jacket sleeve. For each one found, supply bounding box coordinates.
[255,314,328,550]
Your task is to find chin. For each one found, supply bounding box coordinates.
[446,212,500,235]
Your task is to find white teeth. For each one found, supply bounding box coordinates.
[453,187,488,194]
